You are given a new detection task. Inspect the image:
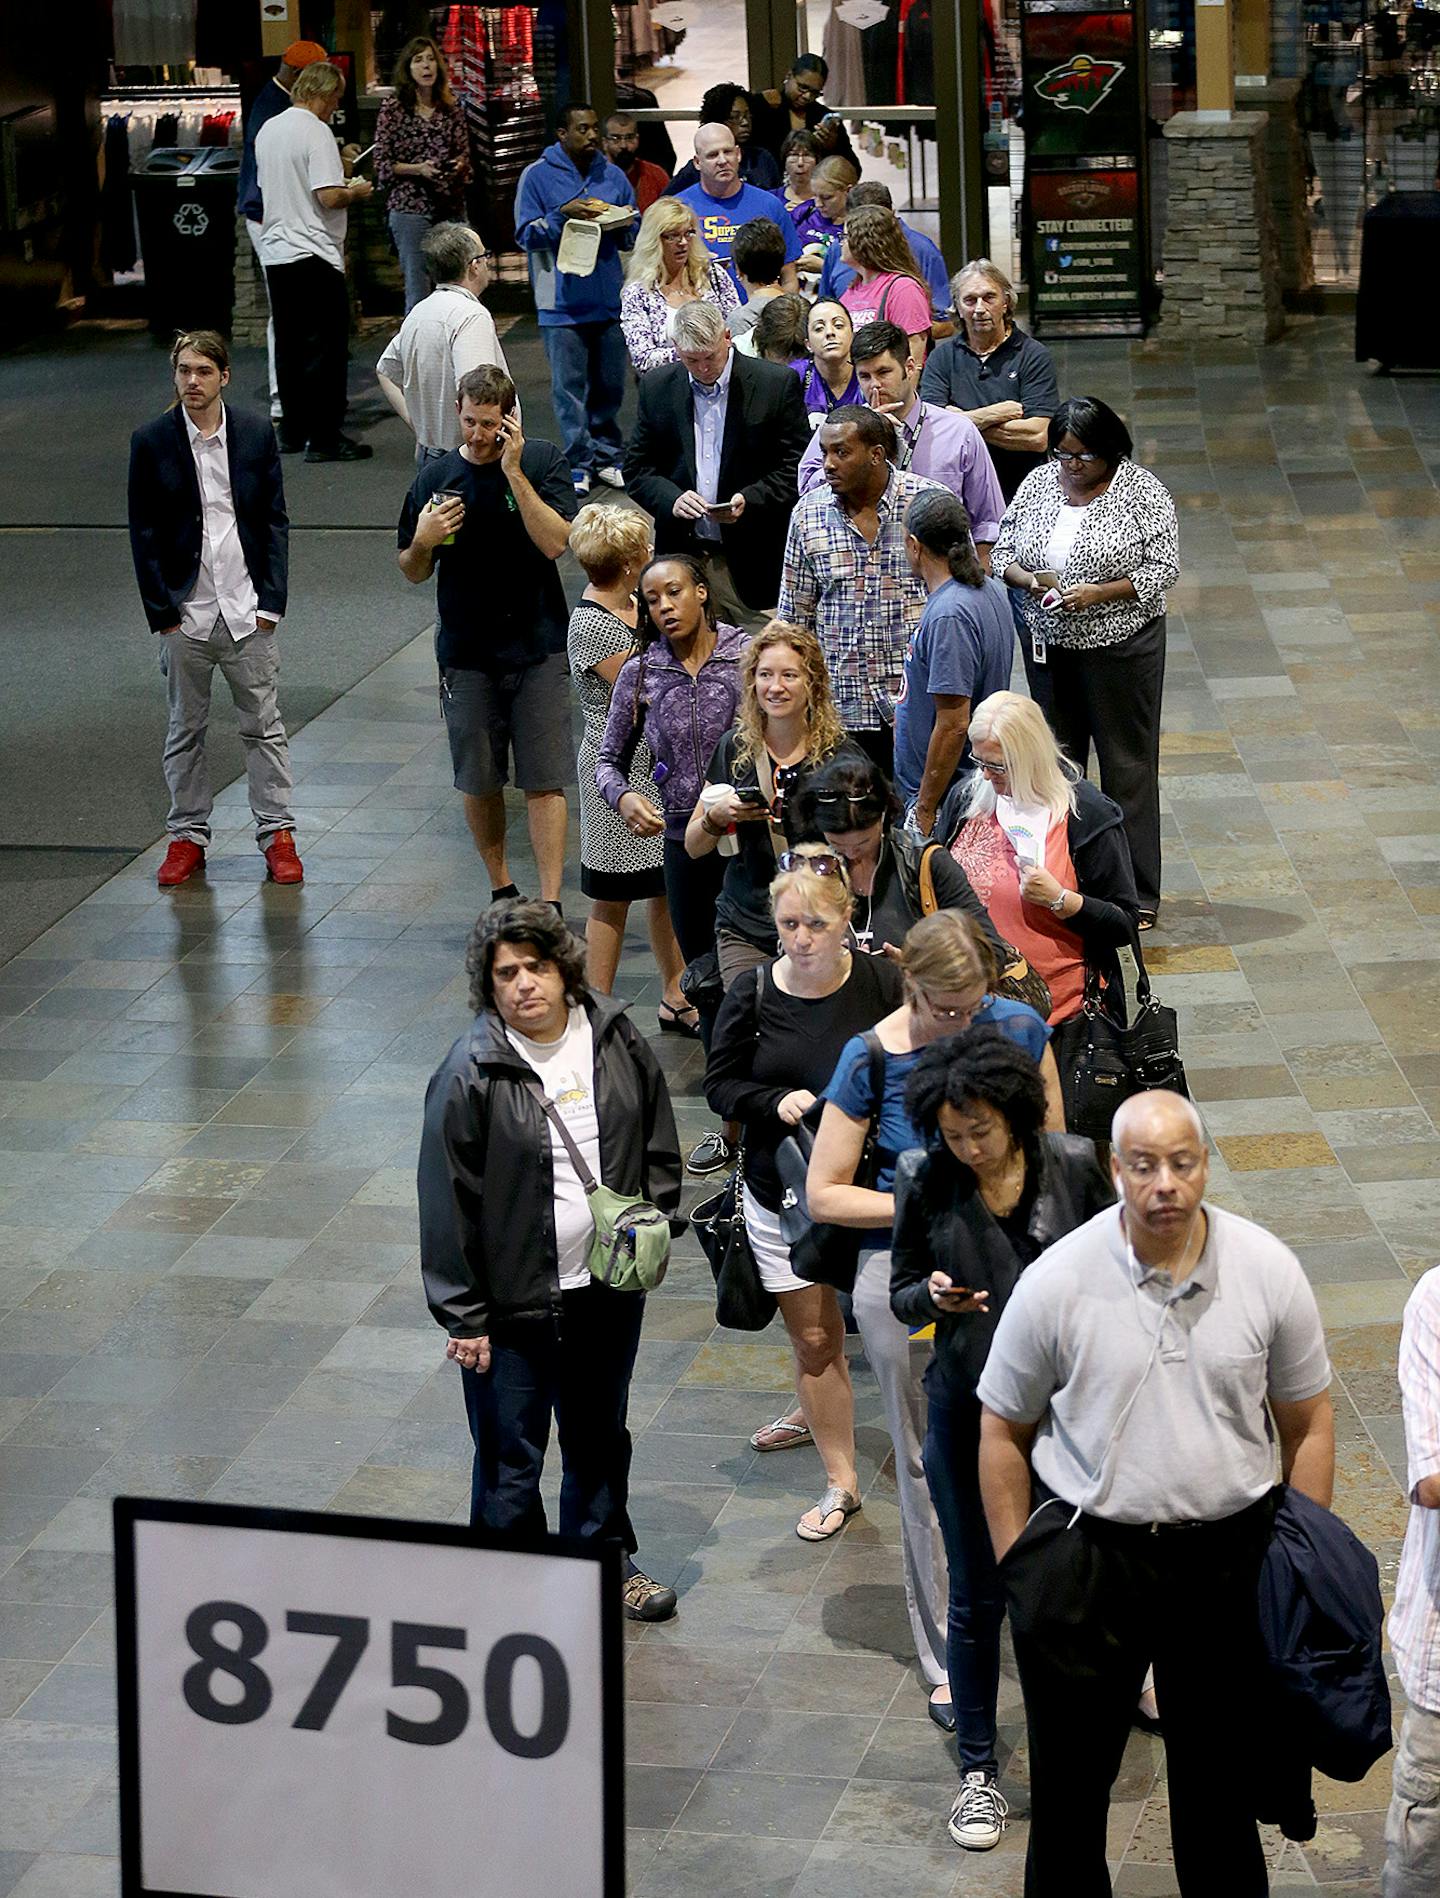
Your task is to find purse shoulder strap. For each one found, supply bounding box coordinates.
[918,843,940,916]
[862,1028,886,1120]
[522,1073,600,1195]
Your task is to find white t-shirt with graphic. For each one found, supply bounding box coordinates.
[996,793,1053,870]
[506,1008,599,1291]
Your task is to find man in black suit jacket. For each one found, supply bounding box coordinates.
[127,330,300,889]
[623,300,810,627]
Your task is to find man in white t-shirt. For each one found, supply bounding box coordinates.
[255,61,374,463]
[376,222,509,467]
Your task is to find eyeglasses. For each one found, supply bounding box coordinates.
[1049,448,1100,466]
[1115,1150,1205,1182]
[975,758,1009,779]
[776,850,848,879]
[919,991,985,1023]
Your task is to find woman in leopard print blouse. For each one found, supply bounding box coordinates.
[992,396,1179,927]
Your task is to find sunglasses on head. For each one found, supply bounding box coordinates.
[813,794,879,822]
[776,850,848,879]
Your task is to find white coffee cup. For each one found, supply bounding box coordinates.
[700,783,739,857]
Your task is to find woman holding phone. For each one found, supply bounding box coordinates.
[683,621,859,991]
[890,1026,1112,1851]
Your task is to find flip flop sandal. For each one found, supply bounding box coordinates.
[750,1415,814,1453]
[795,1484,861,1542]
[1137,910,1158,932]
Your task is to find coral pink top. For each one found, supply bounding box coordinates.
[951,811,1086,1024]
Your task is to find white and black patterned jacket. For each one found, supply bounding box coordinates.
[993,457,1180,651]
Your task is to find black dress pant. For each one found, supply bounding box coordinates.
[1001,1489,1278,1898]
[460,1282,644,1551]
[264,255,349,450]
[1022,616,1166,912]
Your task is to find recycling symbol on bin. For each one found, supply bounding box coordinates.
[173,200,210,237]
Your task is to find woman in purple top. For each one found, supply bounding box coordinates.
[374,37,471,312]
[596,555,747,976]
[792,299,863,425]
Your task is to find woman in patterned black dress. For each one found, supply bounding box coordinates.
[566,506,695,1035]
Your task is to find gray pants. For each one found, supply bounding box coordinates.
[244,220,279,418]
[1385,1699,1440,1897]
[160,615,295,849]
[850,1244,949,1688]
[698,546,773,636]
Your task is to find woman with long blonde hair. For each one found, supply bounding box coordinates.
[620,198,741,373]
[705,844,903,1534]
[684,620,858,990]
[838,204,933,364]
[374,36,471,310]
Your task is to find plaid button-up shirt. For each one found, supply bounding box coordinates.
[776,466,944,730]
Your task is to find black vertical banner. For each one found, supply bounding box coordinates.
[1021,0,1148,334]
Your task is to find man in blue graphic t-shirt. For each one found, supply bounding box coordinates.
[673,126,801,293]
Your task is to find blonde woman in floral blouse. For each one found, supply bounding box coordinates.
[375,37,471,312]
[993,396,1179,928]
[620,198,741,375]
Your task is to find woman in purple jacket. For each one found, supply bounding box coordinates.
[597,554,746,982]
[598,554,745,1171]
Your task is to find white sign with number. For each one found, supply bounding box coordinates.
[116,1500,621,1898]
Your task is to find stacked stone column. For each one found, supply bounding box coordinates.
[1159,111,1284,343]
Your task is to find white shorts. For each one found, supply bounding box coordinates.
[743,1183,812,1296]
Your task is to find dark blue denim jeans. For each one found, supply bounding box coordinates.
[922,1388,1003,1776]
[460,1281,643,1550]
[540,318,627,475]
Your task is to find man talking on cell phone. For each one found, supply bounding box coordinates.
[396,365,578,910]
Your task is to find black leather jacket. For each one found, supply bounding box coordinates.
[890,1132,1114,1401]
[418,993,681,1338]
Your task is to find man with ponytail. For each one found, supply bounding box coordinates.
[894,489,1014,836]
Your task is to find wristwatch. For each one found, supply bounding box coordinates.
[1048,892,1069,914]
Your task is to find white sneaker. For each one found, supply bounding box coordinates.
[948,1771,1008,1851]
[596,466,625,489]
[573,471,592,496]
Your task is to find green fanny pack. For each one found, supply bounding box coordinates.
[531,1085,671,1293]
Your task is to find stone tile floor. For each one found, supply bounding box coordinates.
[1,313,1438,1893]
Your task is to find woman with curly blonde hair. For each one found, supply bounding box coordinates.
[684,620,863,989]
[620,198,741,373]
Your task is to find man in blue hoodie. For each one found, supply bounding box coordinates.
[514,102,637,496]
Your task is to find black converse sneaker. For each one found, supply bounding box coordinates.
[948,1771,1009,1851]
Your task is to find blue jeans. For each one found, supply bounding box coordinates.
[459,1280,643,1549]
[922,1389,1003,1776]
[388,210,432,313]
[541,319,627,475]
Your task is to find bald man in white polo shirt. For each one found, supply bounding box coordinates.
[978,1090,1334,1898]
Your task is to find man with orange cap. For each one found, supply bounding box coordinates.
[238,41,328,426]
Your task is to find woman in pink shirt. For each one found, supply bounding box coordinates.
[838,206,933,365]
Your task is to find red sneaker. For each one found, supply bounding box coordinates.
[264,830,304,884]
[157,839,205,887]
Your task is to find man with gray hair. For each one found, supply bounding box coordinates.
[624,299,810,627]
[255,59,375,462]
[977,1089,1334,1892]
[919,259,1059,499]
[376,222,509,467]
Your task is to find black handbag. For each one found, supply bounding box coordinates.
[691,1148,777,1331]
[775,1030,887,1296]
[1053,930,1188,1141]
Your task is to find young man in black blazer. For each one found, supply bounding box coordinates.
[127,329,298,888]
[622,300,811,628]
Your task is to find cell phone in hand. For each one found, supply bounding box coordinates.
[735,786,770,808]
[1033,569,1060,589]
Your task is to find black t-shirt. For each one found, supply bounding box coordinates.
[707,952,903,1209]
[397,444,578,672]
[917,327,1060,501]
[706,733,866,948]
[854,833,986,958]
